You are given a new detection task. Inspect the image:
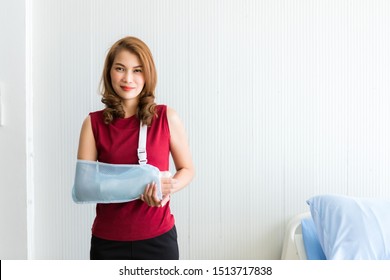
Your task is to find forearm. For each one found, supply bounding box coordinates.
[171,166,195,194]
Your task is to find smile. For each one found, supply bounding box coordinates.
[121,86,135,91]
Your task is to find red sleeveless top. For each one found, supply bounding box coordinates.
[89,105,175,241]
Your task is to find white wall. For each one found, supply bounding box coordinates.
[4,0,389,260]
[0,0,28,259]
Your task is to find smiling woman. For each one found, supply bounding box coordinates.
[99,37,158,126]
[110,51,145,110]
[76,36,195,260]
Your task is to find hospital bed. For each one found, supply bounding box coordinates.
[281,212,310,260]
[281,194,390,260]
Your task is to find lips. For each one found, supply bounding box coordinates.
[121,86,135,91]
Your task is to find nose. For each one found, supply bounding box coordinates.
[122,70,133,83]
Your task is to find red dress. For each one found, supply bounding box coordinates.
[89,105,175,241]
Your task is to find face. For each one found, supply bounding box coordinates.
[110,49,145,102]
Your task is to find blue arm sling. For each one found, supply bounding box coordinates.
[72,122,162,204]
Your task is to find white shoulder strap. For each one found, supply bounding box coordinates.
[137,122,147,165]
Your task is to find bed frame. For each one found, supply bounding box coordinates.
[281,212,311,260]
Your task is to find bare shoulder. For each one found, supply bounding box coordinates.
[77,115,97,160]
[81,114,91,127]
[166,106,189,146]
[167,106,179,119]
[166,106,182,127]
[79,115,94,137]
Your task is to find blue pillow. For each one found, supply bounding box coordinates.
[307,194,390,260]
[301,217,326,260]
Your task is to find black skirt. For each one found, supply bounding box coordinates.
[90,225,179,260]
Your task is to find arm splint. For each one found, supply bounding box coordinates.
[72,160,161,203]
[72,122,162,204]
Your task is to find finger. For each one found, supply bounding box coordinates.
[161,178,178,186]
[159,195,171,207]
[143,184,153,205]
[160,183,171,196]
[150,183,161,206]
[161,178,177,190]
[160,171,172,178]
[171,178,178,184]
[160,178,171,185]
[146,183,154,196]
[144,183,158,207]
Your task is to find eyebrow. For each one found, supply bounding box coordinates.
[113,63,142,68]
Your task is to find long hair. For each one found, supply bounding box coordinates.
[100,36,157,125]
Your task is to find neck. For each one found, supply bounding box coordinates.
[122,99,138,118]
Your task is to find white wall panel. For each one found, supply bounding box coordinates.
[31,0,390,259]
[0,0,28,260]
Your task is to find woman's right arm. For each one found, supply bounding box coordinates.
[77,115,98,161]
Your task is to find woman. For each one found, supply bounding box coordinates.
[77,36,194,260]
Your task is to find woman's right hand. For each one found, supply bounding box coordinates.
[141,182,161,207]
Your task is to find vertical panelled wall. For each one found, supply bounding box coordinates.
[0,0,27,260]
[32,0,390,259]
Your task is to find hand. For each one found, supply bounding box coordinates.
[140,172,177,207]
[141,182,161,207]
[160,171,178,198]
[159,171,177,207]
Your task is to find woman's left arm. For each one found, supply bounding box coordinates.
[142,107,195,207]
[165,106,195,194]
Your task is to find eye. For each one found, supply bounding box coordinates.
[115,67,125,72]
[134,68,143,73]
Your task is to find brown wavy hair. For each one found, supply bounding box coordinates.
[100,36,157,125]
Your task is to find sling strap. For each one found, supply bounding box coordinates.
[137,122,147,165]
